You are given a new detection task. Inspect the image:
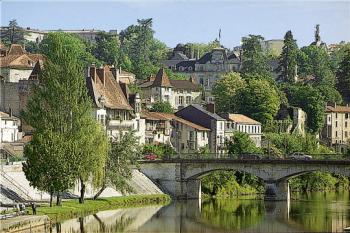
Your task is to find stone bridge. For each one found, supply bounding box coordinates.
[139,159,350,201]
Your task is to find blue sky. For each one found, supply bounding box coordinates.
[1,0,349,48]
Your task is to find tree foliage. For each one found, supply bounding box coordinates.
[102,132,141,195]
[23,32,108,205]
[92,32,120,66]
[241,35,271,77]
[277,30,298,83]
[212,72,246,113]
[227,132,261,155]
[236,79,280,124]
[1,19,28,45]
[150,101,173,113]
[336,48,350,103]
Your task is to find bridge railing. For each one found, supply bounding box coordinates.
[160,153,348,161]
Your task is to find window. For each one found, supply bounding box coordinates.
[186,96,192,105]
[188,66,193,71]
[336,131,338,137]
[336,121,338,127]
[164,95,170,102]
[178,96,184,105]
[158,134,161,139]
[346,122,348,128]
[336,113,338,119]
[226,122,230,129]
[189,131,195,141]
[346,113,349,119]
[345,131,348,138]
[202,132,205,140]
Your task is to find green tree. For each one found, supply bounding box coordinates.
[93,32,120,65]
[183,39,221,58]
[212,72,246,113]
[228,132,261,155]
[336,48,350,103]
[120,18,167,79]
[241,35,271,77]
[277,30,299,83]
[283,84,325,133]
[94,132,141,199]
[23,32,108,205]
[150,101,173,113]
[1,19,27,45]
[40,32,99,67]
[236,79,280,125]
[23,131,76,206]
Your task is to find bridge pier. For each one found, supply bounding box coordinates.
[264,180,290,201]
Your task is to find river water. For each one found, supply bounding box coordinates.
[51,191,349,233]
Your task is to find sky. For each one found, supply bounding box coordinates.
[1,0,350,49]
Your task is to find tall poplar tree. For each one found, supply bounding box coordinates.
[277,30,299,83]
[23,32,108,205]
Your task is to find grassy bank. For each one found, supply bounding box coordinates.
[36,194,170,222]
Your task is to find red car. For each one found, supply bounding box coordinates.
[144,153,157,160]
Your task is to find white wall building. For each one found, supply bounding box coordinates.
[0,111,21,143]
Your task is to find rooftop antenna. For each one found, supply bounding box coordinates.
[219,28,222,45]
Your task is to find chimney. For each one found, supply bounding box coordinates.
[206,103,216,114]
[110,65,118,82]
[90,65,97,83]
[96,66,106,87]
[189,74,197,84]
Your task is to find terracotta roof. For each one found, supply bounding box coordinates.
[226,114,261,125]
[138,76,201,91]
[0,111,19,120]
[0,44,43,69]
[141,111,209,131]
[151,68,172,87]
[8,44,26,55]
[86,65,133,110]
[326,105,350,113]
[170,79,201,91]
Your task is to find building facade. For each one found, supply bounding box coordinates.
[86,65,143,142]
[0,111,21,143]
[139,68,202,110]
[175,104,226,154]
[220,113,262,147]
[321,104,350,153]
[0,44,43,83]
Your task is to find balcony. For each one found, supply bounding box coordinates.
[108,119,134,128]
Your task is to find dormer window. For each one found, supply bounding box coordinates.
[188,66,193,71]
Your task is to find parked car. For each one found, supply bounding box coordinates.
[144,153,157,160]
[288,152,312,160]
[238,154,263,160]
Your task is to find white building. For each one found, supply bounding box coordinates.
[86,65,145,143]
[221,113,262,147]
[0,111,21,143]
[139,68,202,111]
[0,44,43,83]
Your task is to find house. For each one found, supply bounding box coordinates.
[321,104,350,153]
[177,47,240,103]
[220,113,262,147]
[141,111,173,145]
[86,65,143,142]
[0,111,21,143]
[170,115,210,153]
[0,44,43,82]
[138,68,202,110]
[175,104,226,154]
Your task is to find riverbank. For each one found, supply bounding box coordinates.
[36,194,170,222]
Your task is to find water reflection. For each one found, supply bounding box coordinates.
[51,191,349,233]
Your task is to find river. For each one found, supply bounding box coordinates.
[50,191,349,233]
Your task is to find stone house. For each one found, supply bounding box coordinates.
[140,111,173,145]
[170,115,210,153]
[220,113,262,147]
[175,104,226,154]
[321,104,350,153]
[138,68,202,110]
[0,44,43,83]
[86,65,144,142]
